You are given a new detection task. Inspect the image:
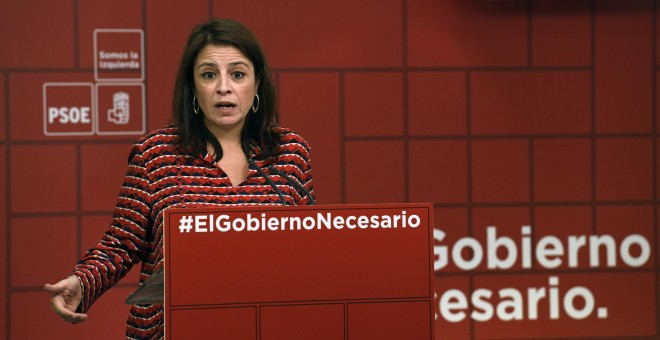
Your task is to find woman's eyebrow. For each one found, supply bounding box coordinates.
[196,61,250,70]
[228,61,250,68]
[196,62,217,70]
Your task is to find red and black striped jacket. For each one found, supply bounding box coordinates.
[73,124,314,339]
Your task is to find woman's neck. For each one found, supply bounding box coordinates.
[205,122,244,154]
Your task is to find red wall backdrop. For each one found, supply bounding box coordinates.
[2,0,659,339]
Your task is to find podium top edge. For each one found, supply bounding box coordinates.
[164,202,434,214]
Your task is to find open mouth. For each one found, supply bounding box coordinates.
[215,101,237,109]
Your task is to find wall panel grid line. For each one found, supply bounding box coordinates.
[652,0,659,334]
[345,134,657,140]
[589,0,598,237]
[270,66,593,72]
[465,68,477,340]
[6,134,659,146]
[5,71,11,340]
[402,0,411,204]
[339,71,347,204]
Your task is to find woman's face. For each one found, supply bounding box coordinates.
[193,44,258,136]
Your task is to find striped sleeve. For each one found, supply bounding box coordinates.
[277,129,314,206]
[73,141,153,313]
[297,137,314,206]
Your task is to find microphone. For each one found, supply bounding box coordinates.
[268,165,315,205]
[248,159,315,205]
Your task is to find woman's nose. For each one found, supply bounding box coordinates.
[216,74,231,94]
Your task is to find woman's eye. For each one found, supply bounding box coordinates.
[201,72,216,79]
[232,71,245,79]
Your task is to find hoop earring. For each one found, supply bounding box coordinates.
[251,94,260,113]
[193,96,200,114]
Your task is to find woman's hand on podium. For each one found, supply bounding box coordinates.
[44,275,88,324]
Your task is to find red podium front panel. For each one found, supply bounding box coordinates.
[164,203,435,339]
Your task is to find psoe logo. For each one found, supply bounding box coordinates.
[95,83,145,135]
[108,92,130,124]
[43,83,94,136]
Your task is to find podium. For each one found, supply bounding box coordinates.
[159,203,435,339]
